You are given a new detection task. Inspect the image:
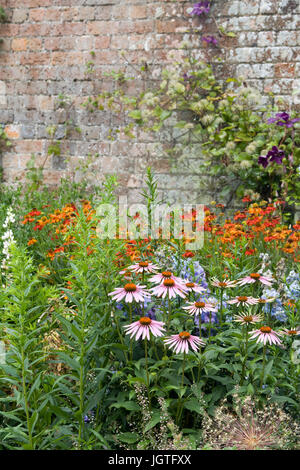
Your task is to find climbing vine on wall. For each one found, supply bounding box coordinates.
[82,0,300,210]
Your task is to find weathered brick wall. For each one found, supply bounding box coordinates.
[0,0,299,204]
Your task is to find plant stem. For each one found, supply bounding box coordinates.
[167,295,172,332]
[220,288,224,326]
[181,352,186,389]
[176,352,186,425]
[144,340,151,409]
[78,301,86,448]
[208,312,212,343]
[129,303,133,361]
[240,323,249,385]
[260,344,267,389]
[112,310,128,363]
[21,347,33,450]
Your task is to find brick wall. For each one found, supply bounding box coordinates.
[0,0,299,204]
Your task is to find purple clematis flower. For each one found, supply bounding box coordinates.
[183,72,193,81]
[258,154,269,168]
[190,1,211,16]
[268,112,300,128]
[258,146,285,168]
[202,35,218,45]
[268,146,285,164]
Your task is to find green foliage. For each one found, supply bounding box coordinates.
[0,6,6,23]
[0,179,299,449]
[88,52,299,209]
[0,245,58,449]
[0,126,11,155]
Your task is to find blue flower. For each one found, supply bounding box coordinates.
[179,259,208,289]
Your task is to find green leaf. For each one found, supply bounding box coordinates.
[144,412,161,432]
[184,399,203,414]
[110,401,140,411]
[117,432,139,444]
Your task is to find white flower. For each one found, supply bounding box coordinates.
[1,208,16,270]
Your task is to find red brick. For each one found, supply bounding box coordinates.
[44,37,60,51]
[76,7,95,21]
[0,24,20,36]
[37,95,54,111]
[12,8,29,23]
[94,36,111,50]
[11,38,28,51]
[29,8,48,22]
[86,21,115,35]
[8,0,52,6]
[20,53,50,66]
[130,5,148,19]
[112,5,129,20]
[156,19,187,34]
[275,63,295,78]
[28,38,43,51]
[52,51,84,65]
[14,140,43,153]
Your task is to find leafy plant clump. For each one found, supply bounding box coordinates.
[85,50,299,212]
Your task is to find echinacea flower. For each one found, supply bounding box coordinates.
[237,273,273,287]
[124,317,165,341]
[234,313,263,325]
[227,296,260,307]
[280,328,300,337]
[258,297,275,304]
[249,326,282,346]
[149,270,185,285]
[184,281,206,294]
[164,331,205,354]
[183,300,217,316]
[211,277,237,288]
[128,261,159,274]
[108,283,150,303]
[151,278,187,299]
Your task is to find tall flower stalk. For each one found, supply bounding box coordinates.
[176,351,186,425]
[144,339,151,407]
[240,323,249,386]
[260,344,267,389]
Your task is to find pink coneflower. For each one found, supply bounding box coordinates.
[184,281,206,294]
[234,313,263,325]
[149,270,185,285]
[210,277,237,288]
[128,261,159,274]
[183,300,217,316]
[151,278,187,299]
[164,331,205,354]
[237,273,273,286]
[258,297,275,304]
[108,283,151,303]
[280,328,300,337]
[227,296,259,307]
[118,269,133,280]
[124,316,165,341]
[249,326,282,346]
